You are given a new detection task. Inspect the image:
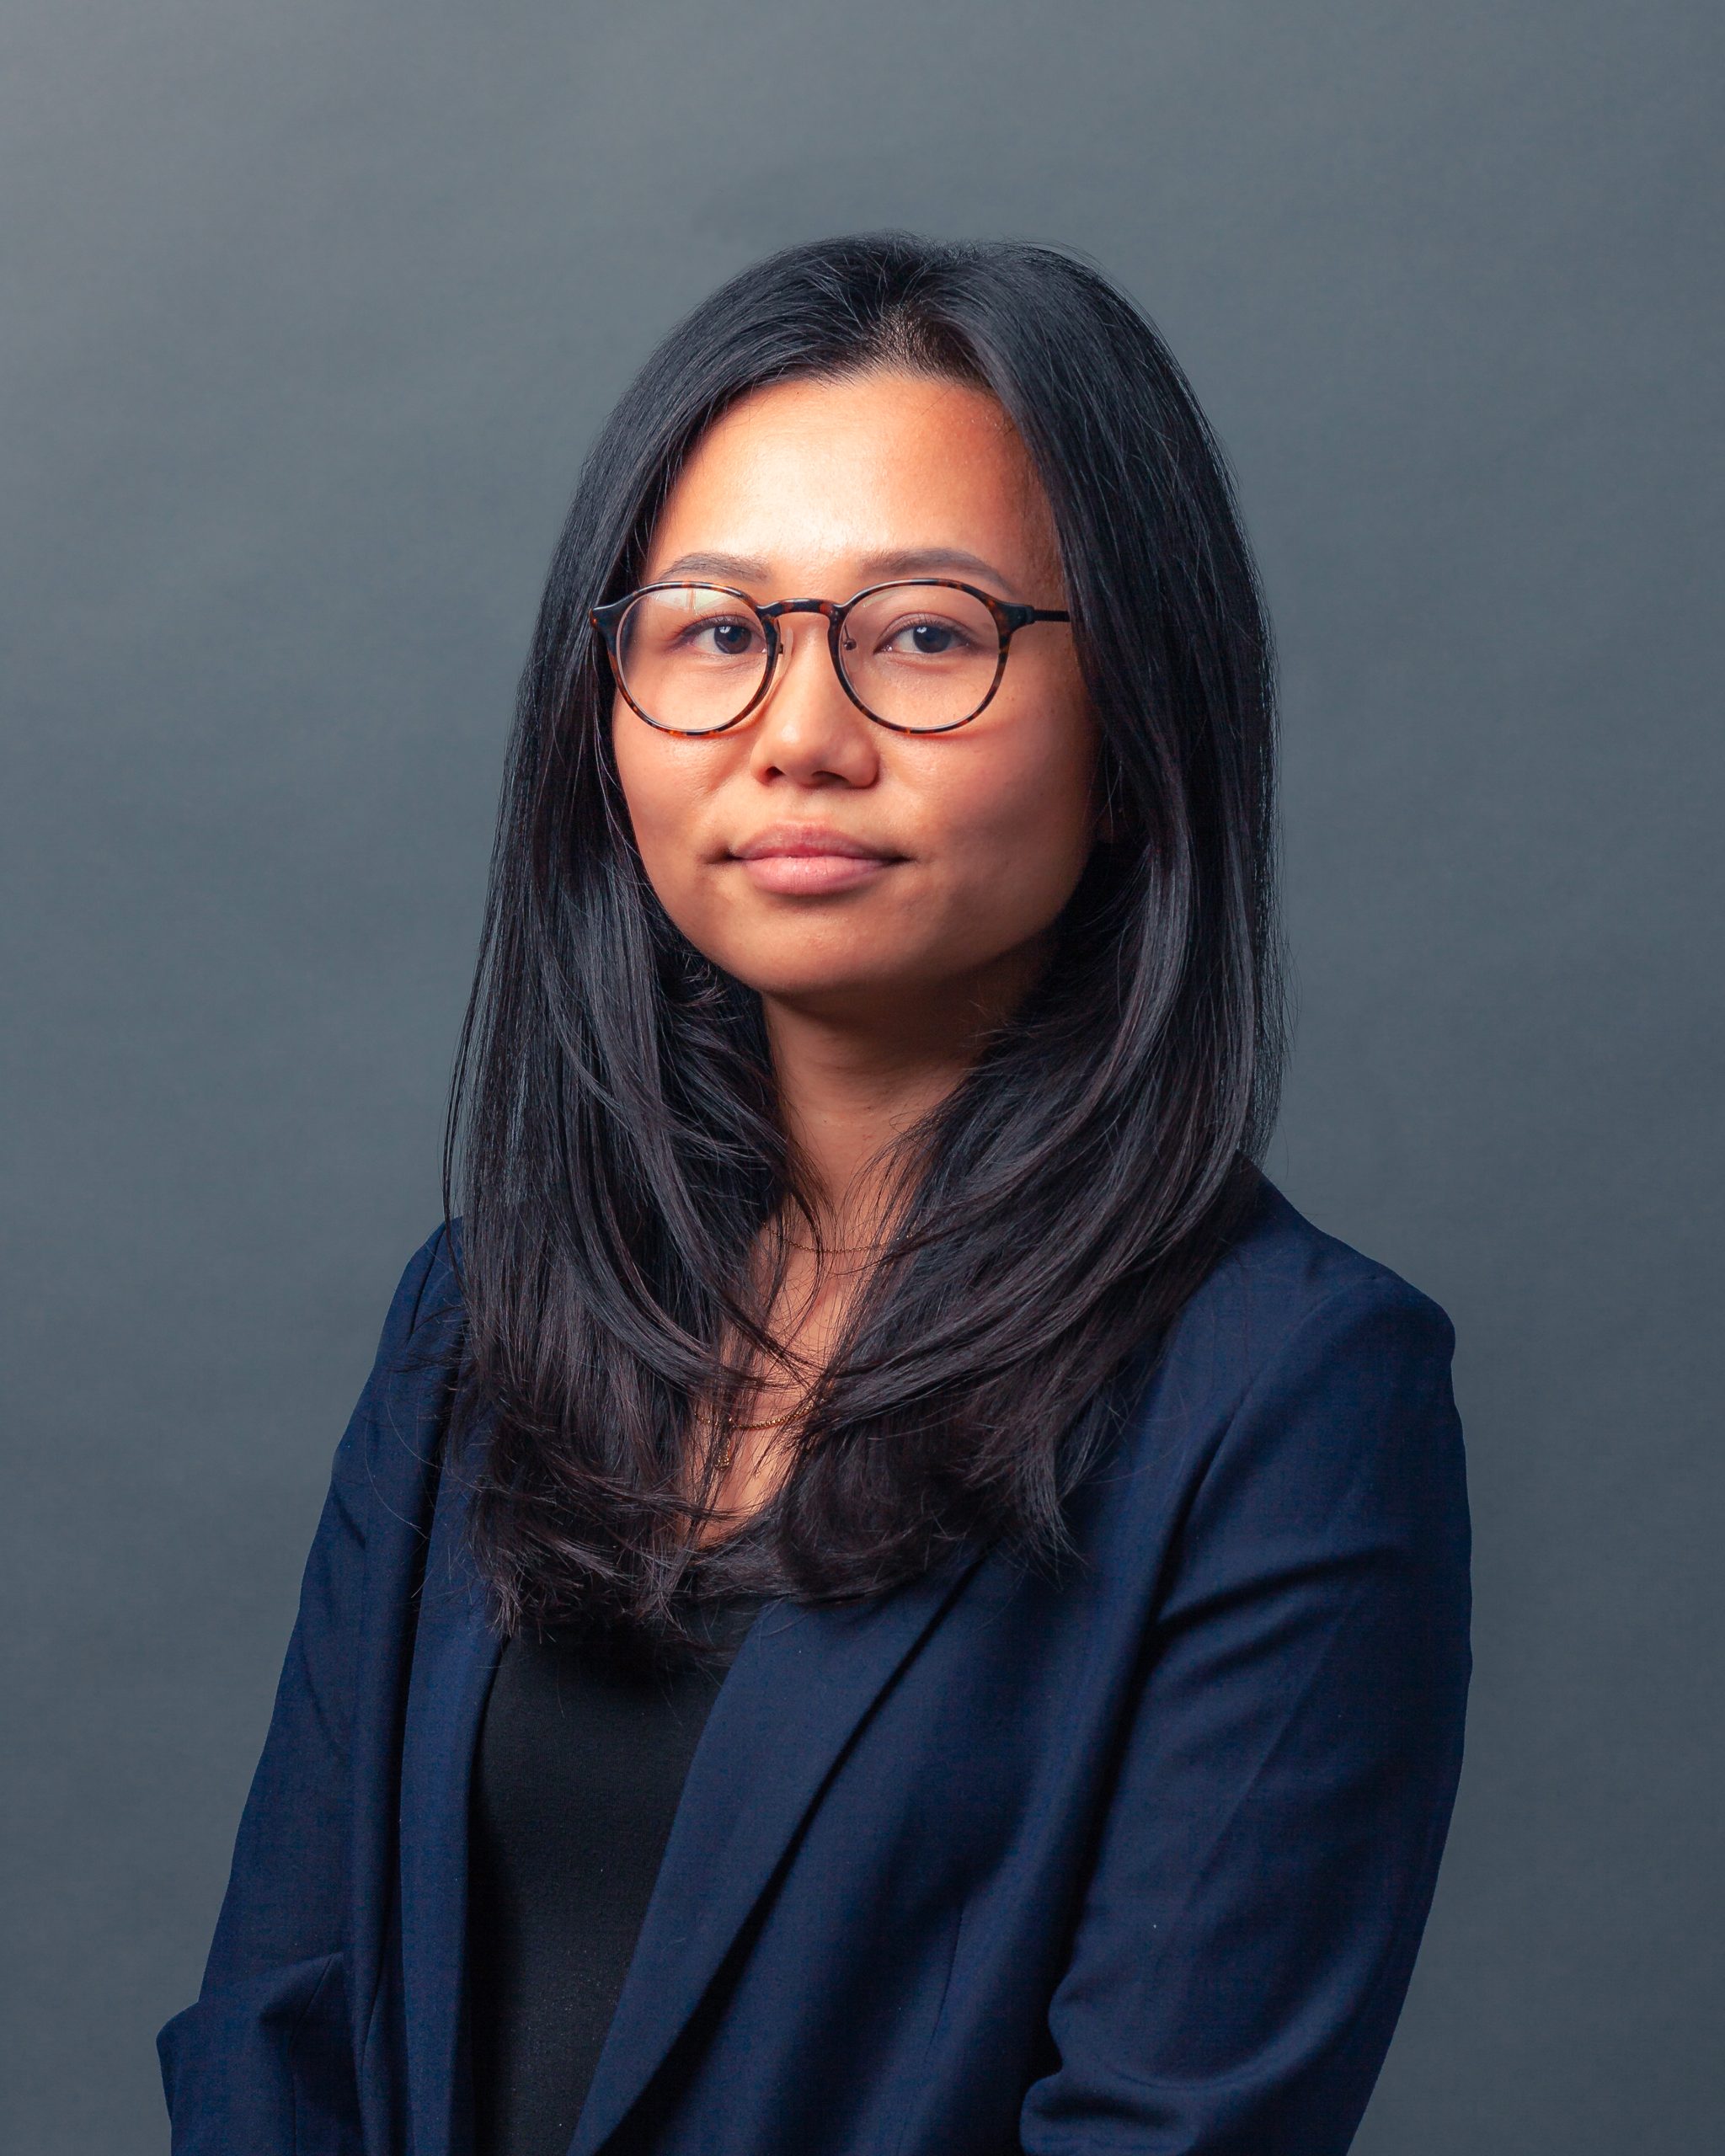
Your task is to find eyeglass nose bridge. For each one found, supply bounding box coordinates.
[756,598,841,622]
[749,598,858,719]
[754,595,847,655]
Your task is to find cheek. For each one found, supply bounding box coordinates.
[925,712,1099,922]
[611,711,709,901]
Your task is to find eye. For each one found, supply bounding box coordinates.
[871,613,983,660]
[679,612,766,660]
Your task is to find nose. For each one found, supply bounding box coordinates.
[745,612,879,789]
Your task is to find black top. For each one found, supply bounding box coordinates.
[466,1598,763,2156]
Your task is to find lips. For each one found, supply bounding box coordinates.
[733,824,898,862]
[729,823,903,895]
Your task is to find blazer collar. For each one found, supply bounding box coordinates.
[396,1464,985,2156]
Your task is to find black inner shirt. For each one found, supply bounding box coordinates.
[466,1597,763,2156]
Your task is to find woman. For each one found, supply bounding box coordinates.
[160,234,1470,2156]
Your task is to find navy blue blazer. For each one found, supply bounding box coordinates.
[159,1177,1470,2156]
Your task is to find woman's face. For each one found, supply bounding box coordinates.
[610,369,1097,1026]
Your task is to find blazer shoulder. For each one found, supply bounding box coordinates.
[371,1219,468,1397]
[1201,1171,1454,1345]
[328,1221,467,1536]
[1126,1175,1457,1458]
[369,1217,466,1372]
[1092,1177,1466,1561]
[403,1215,465,1331]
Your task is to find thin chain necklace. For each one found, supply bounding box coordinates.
[780,1235,878,1256]
[714,1221,886,1467]
[713,1391,811,1470]
[728,1398,808,1436]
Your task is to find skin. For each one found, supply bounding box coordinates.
[609,367,1097,1525]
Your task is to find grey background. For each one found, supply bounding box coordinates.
[3,2,1719,2149]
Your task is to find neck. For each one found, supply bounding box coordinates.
[761,938,1049,1242]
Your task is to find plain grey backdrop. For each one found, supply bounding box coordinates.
[3,3,1719,2149]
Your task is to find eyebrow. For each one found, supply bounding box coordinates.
[649,546,1031,596]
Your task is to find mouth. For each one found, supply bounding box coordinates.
[728,822,905,896]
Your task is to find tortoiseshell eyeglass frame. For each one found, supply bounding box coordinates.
[588,578,1071,737]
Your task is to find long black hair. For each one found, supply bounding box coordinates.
[445,233,1284,1657]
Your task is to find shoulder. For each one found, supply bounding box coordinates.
[350,1218,467,1412]
[1214,1171,1451,1331]
[385,1216,466,1346]
[1165,1171,1456,1404]
[1101,1173,1465,1540]
[325,1219,468,1530]
[368,1214,469,1422]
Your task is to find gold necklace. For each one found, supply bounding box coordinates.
[728,1400,807,1434]
[713,1393,809,1470]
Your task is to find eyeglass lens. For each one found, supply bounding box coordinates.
[613,583,1004,734]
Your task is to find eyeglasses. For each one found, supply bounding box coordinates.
[590,579,1071,737]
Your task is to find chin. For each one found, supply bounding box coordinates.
[724,952,931,1009]
[740,968,906,1006]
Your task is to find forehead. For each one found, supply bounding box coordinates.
[639,370,1060,587]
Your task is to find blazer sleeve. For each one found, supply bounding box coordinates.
[157,1228,452,2155]
[1019,1278,1472,2156]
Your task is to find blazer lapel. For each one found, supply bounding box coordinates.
[569,1542,988,2156]
[398,1465,503,2156]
